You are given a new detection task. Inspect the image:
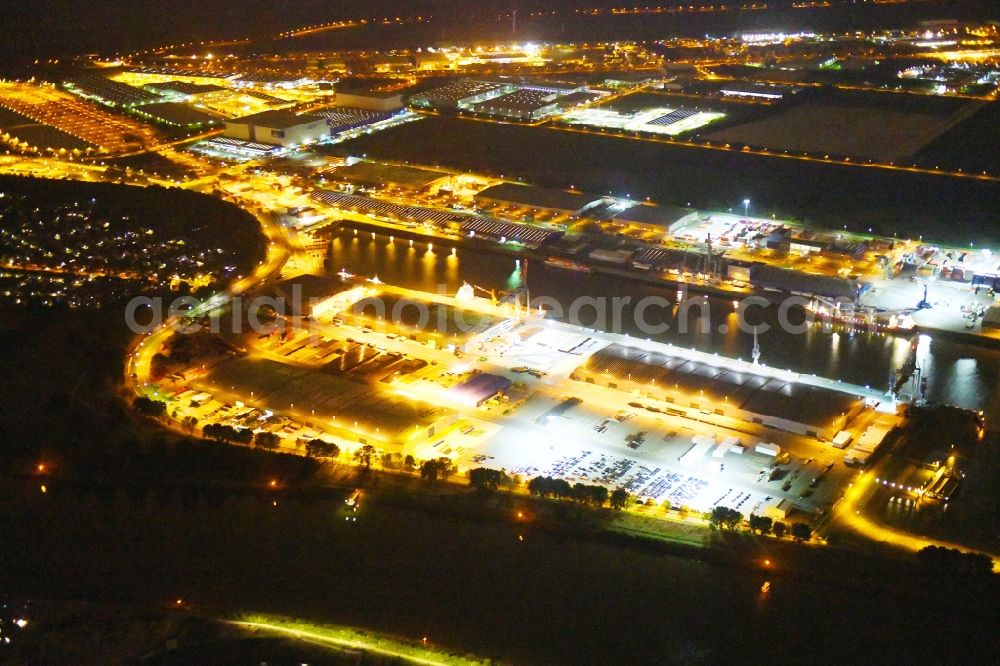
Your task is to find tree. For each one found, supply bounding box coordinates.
[748,514,773,535]
[420,458,448,481]
[305,439,339,458]
[132,396,166,418]
[468,467,511,492]
[231,427,254,445]
[150,353,171,379]
[917,545,993,578]
[181,415,198,434]
[528,475,552,497]
[709,506,743,530]
[354,444,376,470]
[381,452,394,469]
[661,499,671,512]
[772,521,787,539]
[203,423,239,444]
[610,488,630,510]
[790,522,812,542]
[403,454,416,470]
[590,485,609,507]
[254,431,279,449]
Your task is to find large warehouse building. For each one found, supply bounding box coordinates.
[223,110,329,147]
[199,357,456,449]
[474,182,601,217]
[573,343,865,440]
[334,89,404,112]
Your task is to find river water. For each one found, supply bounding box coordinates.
[327,227,1000,419]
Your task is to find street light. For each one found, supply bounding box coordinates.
[743,198,750,218]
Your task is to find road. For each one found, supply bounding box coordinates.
[831,466,999,572]
[226,618,472,666]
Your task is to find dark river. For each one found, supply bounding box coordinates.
[327,227,1000,419]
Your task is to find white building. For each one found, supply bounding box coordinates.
[334,90,404,112]
[223,110,329,147]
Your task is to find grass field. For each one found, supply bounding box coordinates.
[702,101,963,162]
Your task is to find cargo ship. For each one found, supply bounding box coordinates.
[544,256,592,273]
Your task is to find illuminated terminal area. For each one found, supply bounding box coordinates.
[153,276,898,517]
[193,357,456,448]
[560,105,726,136]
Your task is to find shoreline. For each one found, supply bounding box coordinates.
[333,218,1000,349]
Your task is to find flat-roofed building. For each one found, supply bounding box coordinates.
[233,73,311,89]
[475,182,601,217]
[573,343,865,440]
[718,82,800,100]
[471,88,560,120]
[198,357,456,449]
[334,89,404,112]
[608,203,698,234]
[142,81,226,100]
[410,80,514,110]
[131,101,221,128]
[329,161,451,191]
[224,110,328,147]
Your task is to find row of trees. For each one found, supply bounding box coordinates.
[525,475,630,509]
[917,545,994,577]
[200,423,282,449]
[708,507,812,541]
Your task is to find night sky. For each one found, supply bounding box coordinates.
[5,0,993,64]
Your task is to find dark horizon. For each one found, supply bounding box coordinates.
[5,0,996,65]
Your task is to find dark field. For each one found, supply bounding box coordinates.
[331,115,1000,246]
[3,478,999,665]
[916,100,1000,175]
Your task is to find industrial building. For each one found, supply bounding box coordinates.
[470,88,561,121]
[474,182,600,217]
[232,73,311,89]
[129,101,220,128]
[199,357,456,448]
[334,89,404,112]
[313,107,394,135]
[751,264,862,300]
[573,343,866,440]
[270,274,349,317]
[328,161,451,191]
[447,372,513,407]
[718,82,800,100]
[223,110,328,147]
[409,80,515,111]
[141,81,226,100]
[607,203,698,234]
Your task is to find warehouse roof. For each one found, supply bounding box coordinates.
[447,372,512,406]
[751,264,859,299]
[228,109,323,128]
[332,161,449,190]
[610,203,696,229]
[580,343,863,431]
[475,182,599,213]
[200,357,451,438]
